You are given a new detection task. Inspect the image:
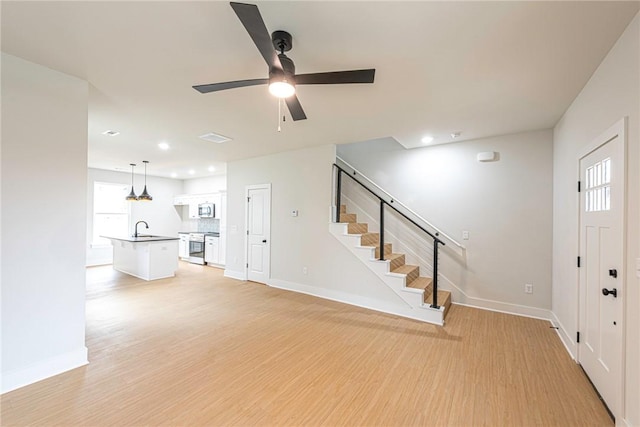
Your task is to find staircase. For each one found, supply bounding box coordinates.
[330,204,452,326]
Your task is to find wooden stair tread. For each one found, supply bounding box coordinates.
[393,264,418,275]
[339,205,347,213]
[425,289,452,319]
[339,213,357,223]
[374,244,393,258]
[407,276,432,290]
[383,253,404,261]
[347,223,368,234]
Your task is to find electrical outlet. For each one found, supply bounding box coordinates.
[303,266,308,275]
[525,283,533,294]
[462,230,469,240]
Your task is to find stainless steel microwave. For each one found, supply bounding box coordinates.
[198,203,214,218]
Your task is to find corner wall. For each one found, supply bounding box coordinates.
[225,145,419,317]
[1,54,89,393]
[552,13,639,425]
[337,130,554,315]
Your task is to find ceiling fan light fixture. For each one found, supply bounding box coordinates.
[268,80,295,98]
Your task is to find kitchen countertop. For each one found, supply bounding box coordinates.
[179,231,220,237]
[102,235,180,243]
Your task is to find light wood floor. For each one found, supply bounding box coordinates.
[1,263,612,426]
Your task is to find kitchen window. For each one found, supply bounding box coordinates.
[92,182,130,245]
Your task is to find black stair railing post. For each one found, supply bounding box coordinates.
[431,239,439,309]
[379,200,385,261]
[336,169,342,223]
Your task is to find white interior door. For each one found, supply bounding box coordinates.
[246,184,271,283]
[578,119,626,418]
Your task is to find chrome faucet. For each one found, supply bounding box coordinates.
[134,221,149,237]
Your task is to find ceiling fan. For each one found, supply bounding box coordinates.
[192,2,376,121]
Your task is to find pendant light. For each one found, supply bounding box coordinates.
[125,163,138,201]
[137,160,153,201]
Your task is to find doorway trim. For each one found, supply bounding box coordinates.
[576,116,627,420]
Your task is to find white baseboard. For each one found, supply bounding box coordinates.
[452,298,551,322]
[549,311,577,360]
[617,416,632,427]
[1,347,88,394]
[268,278,444,325]
[223,269,246,281]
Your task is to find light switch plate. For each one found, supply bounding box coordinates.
[462,231,469,240]
[291,210,299,217]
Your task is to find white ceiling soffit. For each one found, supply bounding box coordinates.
[1,1,638,177]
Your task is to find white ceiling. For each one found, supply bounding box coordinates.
[2,1,638,179]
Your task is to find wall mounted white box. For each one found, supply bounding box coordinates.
[477,151,497,162]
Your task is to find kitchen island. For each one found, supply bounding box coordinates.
[103,235,180,281]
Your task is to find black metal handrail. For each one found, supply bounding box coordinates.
[333,163,445,309]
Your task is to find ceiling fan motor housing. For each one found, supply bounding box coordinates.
[270,53,296,85]
[271,30,292,52]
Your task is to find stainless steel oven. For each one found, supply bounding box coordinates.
[188,233,205,265]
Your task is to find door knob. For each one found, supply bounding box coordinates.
[262,239,267,243]
[609,269,617,278]
[602,288,618,298]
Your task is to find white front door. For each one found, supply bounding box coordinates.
[578,119,626,418]
[246,184,271,283]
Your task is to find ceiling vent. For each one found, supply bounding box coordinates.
[199,132,232,144]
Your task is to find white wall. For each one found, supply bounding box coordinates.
[1,54,89,393]
[552,12,639,426]
[337,130,553,315]
[183,175,226,195]
[226,145,418,316]
[86,168,184,266]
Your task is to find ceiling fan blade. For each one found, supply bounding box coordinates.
[193,78,268,94]
[295,69,376,85]
[285,95,307,121]
[230,2,282,70]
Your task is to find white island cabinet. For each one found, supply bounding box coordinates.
[104,235,180,281]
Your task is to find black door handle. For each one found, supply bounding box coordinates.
[262,239,267,243]
[609,269,617,278]
[602,288,618,298]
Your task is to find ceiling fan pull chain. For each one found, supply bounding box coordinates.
[277,97,282,132]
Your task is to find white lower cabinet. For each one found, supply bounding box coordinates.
[205,236,219,265]
[178,234,189,259]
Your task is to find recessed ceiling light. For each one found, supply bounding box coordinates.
[102,130,120,136]
[158,142,170,150]
[421,136,434,144]
[188,169,195,175]
[208,166,215,172]
[170,172,177,178]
